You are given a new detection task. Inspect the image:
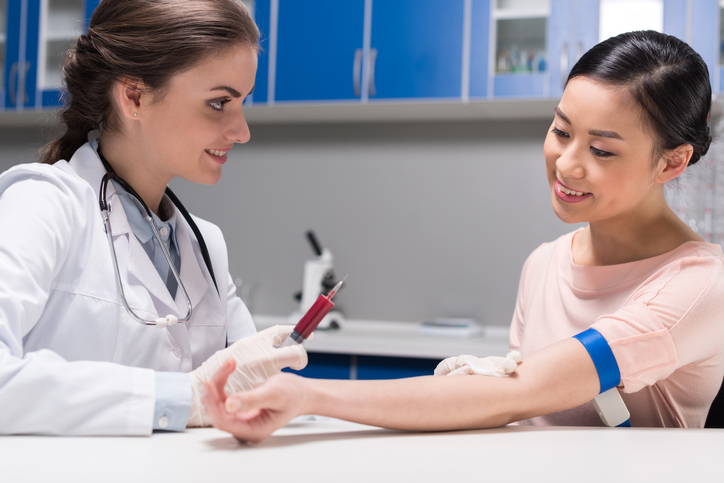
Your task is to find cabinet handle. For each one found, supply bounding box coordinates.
[20,61,30,104]
[8,62,18,106]
[353,48,362,97]
[560,41,569,89]
[368,48,378,97]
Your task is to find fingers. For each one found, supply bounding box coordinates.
[435,353,523,377]
[496,357,519,374]
[434,357,457,376]
[224,380,277,417]
[210,358,236,397]
[261,325,296,346]
[447,365,475,376]
[466,361,503,376]
[202,375,228,424]
[507,351,523,364]
[274,344,308,370]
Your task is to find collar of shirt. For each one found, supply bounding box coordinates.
[114,184,178,246]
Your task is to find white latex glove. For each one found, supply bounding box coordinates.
[434,351,522,377]
[187,325,308,427]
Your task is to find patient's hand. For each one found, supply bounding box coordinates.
[201,359,306,443]
[434,351,522,376]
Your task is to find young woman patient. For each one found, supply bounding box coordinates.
[202,30,724,440]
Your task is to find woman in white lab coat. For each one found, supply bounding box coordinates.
[204,30,724,439]
[0,0,306,435]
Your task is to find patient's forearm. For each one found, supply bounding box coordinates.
[303,339,600,431]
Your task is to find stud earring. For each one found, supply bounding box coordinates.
[133,112,138,118]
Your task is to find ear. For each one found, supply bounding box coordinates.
[113,78,145,121]
[655,144,693,184]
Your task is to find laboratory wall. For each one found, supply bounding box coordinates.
[0,119,579,327]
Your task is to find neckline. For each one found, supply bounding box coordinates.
[561,230,721,291]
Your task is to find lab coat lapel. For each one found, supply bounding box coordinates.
[174,217,209,312]
[67,141,207,317]
[68,142,180,315]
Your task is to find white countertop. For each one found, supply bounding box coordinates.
[254,314,511,359]
[3,421,722,483]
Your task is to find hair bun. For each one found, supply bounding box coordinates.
[689,125,712,166]
[74,33,95,55]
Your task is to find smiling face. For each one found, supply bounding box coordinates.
[543,76,665,227]
[136,45,257,187]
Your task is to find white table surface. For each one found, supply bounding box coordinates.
[3,421,722,483]
[254,315,511,359]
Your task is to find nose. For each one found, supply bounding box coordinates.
[556,143,585,179]
[226,106,251,144]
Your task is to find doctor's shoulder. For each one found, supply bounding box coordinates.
[0,159,97,224]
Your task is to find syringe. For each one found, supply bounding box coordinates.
[279,279,344,347]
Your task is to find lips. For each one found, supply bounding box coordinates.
[205,148,230,165]
[205,149,229,157]
[554,180,592,203]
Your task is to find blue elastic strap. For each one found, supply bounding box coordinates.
[572,328,621,394]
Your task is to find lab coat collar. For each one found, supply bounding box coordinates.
[67,142,210,318]
[67,141,106,206]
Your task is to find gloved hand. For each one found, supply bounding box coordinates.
[434,351,522,377]
[187,325,308,427]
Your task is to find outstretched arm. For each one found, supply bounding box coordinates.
[203,338,600,442]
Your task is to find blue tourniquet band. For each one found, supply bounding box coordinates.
[573,328,621,394]
[617,420,632,427]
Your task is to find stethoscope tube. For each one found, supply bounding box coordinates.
[97,155,217,327]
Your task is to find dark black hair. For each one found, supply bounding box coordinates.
[567,30,711,166]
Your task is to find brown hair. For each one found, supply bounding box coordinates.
[39,0,259,165]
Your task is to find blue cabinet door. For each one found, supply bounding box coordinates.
[4,0,96,110]
[356,355,438,379]
[3,0,37,109]
[469,0,491,99]
[284,352,353,380]
[252,0,270,104]
[369,0,465,100]
[3,0,33,110]
[273,0,365,102]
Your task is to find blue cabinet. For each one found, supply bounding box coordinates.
[253,0,469,105]
[284,352,439,380]
[369,0,465,100]
[2,0,98,111]
[272,0,365,102]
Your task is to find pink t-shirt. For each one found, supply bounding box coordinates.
[510,229,724,427]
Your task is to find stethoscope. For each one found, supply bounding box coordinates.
[97,151,218,329]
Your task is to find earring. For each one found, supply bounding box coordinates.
[133,112,138,117]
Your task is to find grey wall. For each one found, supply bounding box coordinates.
[0,119,580,327]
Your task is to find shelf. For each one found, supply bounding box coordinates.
[0,98,559,127]
[242,98,558,124]
[493,9,549,20]
[43,32,79,42]
[254,315,511,359]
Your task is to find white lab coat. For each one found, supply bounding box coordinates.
[0,143,256,435]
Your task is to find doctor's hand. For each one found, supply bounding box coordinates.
[187,325,307,427]
[201,360,306,443]
[434,351,522,377]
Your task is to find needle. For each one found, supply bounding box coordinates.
[327,275,348,300]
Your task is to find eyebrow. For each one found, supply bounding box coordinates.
[210,86,243,98]
[554,107,624,141]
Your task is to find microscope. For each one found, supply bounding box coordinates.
[290,231,345,330]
